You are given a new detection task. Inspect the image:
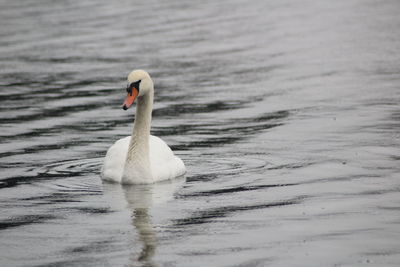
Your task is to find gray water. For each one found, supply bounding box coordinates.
[1,0,400,266]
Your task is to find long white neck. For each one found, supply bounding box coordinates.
[123,89,154,183]
[128,90,153,159]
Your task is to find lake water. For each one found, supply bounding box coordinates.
[1,0,399,266]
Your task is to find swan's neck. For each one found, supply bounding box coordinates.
[127,90,154,162]
[122,89,154,184]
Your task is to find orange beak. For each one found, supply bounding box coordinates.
[122,87,139,110]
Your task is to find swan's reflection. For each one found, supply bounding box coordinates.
[103,177,185,266]
[131,206,155,265]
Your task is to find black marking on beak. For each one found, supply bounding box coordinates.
[126,80,141,95]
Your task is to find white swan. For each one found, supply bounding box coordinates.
[101,70,186,184]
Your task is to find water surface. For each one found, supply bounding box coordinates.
[1,0,400,266]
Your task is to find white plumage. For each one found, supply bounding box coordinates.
[101,70,186,184]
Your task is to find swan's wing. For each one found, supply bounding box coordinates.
[101,136,131,183]
[149,135,186,181]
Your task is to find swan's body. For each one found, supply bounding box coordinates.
[101,70,185,184]
[101,135,185,184]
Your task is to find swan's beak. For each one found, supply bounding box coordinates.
[122,87,139,110]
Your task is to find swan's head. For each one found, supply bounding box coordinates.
[122,70,154,110]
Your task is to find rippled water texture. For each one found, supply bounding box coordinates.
[1,0,400,266]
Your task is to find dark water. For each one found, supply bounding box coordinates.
[1,0,400,266]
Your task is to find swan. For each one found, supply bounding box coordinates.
[101,70,186,184]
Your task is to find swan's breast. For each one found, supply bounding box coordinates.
[101,136,130,183]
